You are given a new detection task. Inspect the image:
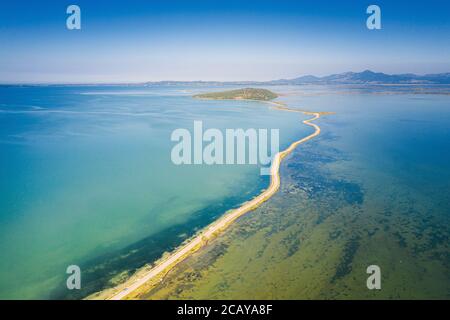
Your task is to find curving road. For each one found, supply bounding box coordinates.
[107,111,321,300]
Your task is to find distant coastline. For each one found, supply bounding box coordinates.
[2,70,450,87]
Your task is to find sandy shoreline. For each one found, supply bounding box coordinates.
[92,100,324,300]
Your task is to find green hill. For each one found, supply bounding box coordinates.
[194,88,278,101]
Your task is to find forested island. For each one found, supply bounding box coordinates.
[194,88,278,101]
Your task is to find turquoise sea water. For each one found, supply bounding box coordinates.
[0,85,310,299]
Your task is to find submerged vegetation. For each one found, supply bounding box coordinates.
[130,123,450,300]
[193,88,278,101]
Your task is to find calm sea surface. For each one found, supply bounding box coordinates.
[0,85,310,299]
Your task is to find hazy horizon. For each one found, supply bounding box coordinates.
[1,69,450,85]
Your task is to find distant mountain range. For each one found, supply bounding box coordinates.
[145,70,450,86]
[270,70,450,85]
[5,70,449,86]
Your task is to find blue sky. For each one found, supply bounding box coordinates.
[0,0,449,83]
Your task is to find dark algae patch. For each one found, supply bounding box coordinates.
[331,236,361,282]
